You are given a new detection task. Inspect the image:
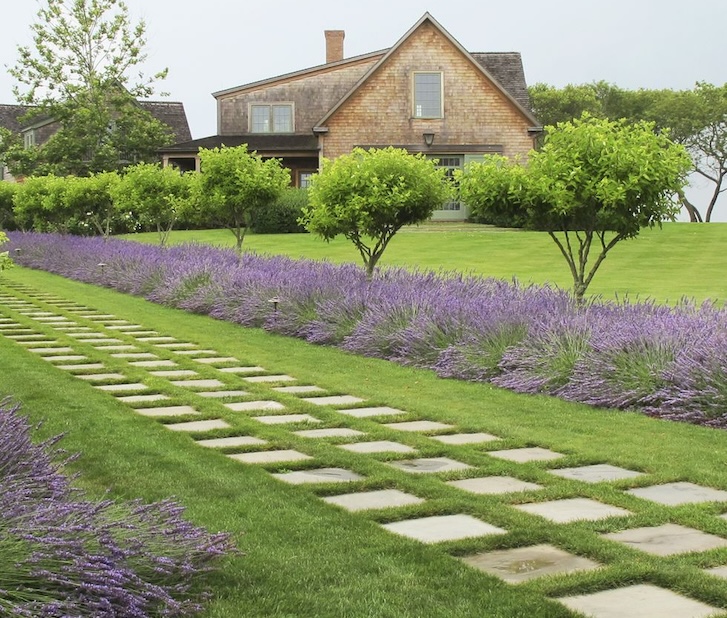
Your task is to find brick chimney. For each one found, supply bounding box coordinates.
[325,30,345,63]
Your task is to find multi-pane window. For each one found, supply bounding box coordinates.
[413,72,442,118]
[299,171,314,189]
[23,130,36,149]
[250,104,293,133]
[432,156,462,210]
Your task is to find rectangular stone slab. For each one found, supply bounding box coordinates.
[225,401,285,412]
[135,406,200,417]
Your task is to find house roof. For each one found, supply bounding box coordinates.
[0,104,30,134]
[0,100,192,144]
[317,12,539,128]
[158,133,319,154]
[471,53,531,111]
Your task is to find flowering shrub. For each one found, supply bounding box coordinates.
[0,397,234,616]
[7,231,727,429]
[0,231,12,271]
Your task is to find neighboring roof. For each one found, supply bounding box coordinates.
[471,53,531,111]
[317,12,539,128]
[139,100,192,143]
[0,104,30,133]
[0,100,192,143]
[159,134,319,154]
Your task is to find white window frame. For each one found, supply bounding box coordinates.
[248,102,295,133]
[412,71,443,119]
[23,130,36,149]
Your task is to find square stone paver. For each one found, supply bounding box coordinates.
[75,373,127,381]
[165,419,231,432]
[254,414,321,425]
[302,395,365,406]
[516,498,631,523]
[705,566,727,579]
[224,400,285,412]
[382,420,455,433]
[130,360,177,368]
[487,447,565,463]
[557,583,721,618]
[324,489,424,512]
[340,440,416,454]
[243,374,296,383]
[550,464,645,483]
[339,406,405,418]
[388,457,473,474]
[194,356,239,365]
[116,394,170,404]
[447,476,543,495]
[602,524,727,556]
[462,544,601,583]
[219,366,267,374]
[196,390,250,398]
[56,363,106,371]
[149,370,199,378]
[228,450,313,464]
[196,436,268,448]
[626,482,727,506]
[432,432,501,445]
[95,383,149,392]
[171,379,226,389]
[294,428,365,438]
[273,385,325,394]
[272,468,364,484]
[29,347,74,354]
[382,514,506,544]
[135,406,200,417]
[111,353,158,359]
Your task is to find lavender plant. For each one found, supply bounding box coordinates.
[0,397,234,616]
[7,231,727,429]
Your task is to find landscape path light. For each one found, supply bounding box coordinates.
[268,296,281,312]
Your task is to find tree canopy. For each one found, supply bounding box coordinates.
[194,145,291,253]
[529,81,727,222]
[459,115,691,301]
[4,0,170,176]
[302,147,450,277]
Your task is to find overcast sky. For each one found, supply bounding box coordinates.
[1,0,725,217]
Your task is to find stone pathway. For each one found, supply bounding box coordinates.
[3,283,727,617]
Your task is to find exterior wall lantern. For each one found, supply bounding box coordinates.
[423,132,435,147]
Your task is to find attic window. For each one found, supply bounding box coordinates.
[250,104,294,133]
[413,72,443,119]
[23,130,36,149]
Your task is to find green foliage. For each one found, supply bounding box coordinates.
[302,147,450,277]
[6,0,170,176]
[63,172,121,237]
[113,163,191,246]
[195,145,290,252]
[249,187,308,234]
[0,182,17,229]
[0,231,12,271]
[459,115,692,300]
[12,174,74,232]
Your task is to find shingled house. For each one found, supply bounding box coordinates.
[160,12,540,221]
[0,101,192,181]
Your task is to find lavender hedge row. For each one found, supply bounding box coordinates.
[6,232,727,429]
[0,397,234,616]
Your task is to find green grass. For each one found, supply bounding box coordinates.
[122,222,727,304]
[2,267,727,617]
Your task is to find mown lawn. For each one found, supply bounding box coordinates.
[2,267,727,617]
[122,222,727,304]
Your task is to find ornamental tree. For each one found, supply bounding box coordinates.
[459,114,691,301]
[302,147,450,277]
[63,172,121,237]
[113,163,191,246]
[195,145,291,253]
[7,0,170,176]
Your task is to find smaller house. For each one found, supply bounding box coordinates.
[0,101,192,181]
[160,12,541,221]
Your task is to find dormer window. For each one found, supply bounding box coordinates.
[23,130,36,149]
[250,104,294,133]
[413,72,443,118]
